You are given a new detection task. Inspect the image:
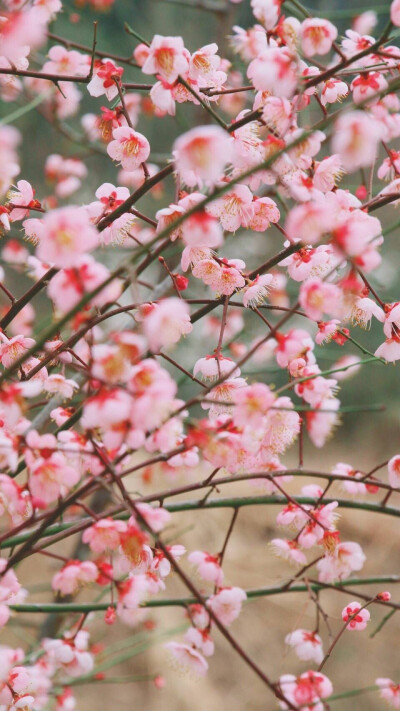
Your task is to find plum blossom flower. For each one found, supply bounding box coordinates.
[207,184,254,232]
[47,255,122,313]
[233,382,275,428]
[321,77,349,106]
[391,0,400,26]
[141,298,192,351]
[278,670,332,711]
[332,111,383,171]
[341,601,370,630]
[184,627,214,657]
[164,642,208,677]
[285,629,324,664]
[87,60,124,101]
[247,46,299,98]
[351,296,384,328]
[141,35,189,83]
[313,155,344,192]
[300,18,338,57]
[317,540,366,582]
[351,72,388,105]
[270,538,307,566]
[332,462,367,495]
[194,354,239,381]
[192,257,246,295]
[299,278,343,322]
[43,45,87,77]
[52,561,98,596]
[0,333,35,368]
[388,455,400,489]
[82,518,127,553]
[242,274,275,308]
[43,631,94,678]
[353,11,377,34]
[248,197,280,231]
[207,587,246,625]
[188,551,224,587]
[37,206,99,268]
[173,126,232,188]
[7,180,40,221]
[107,127,150,171]
[250,0,282,30]
[376,678,400,708]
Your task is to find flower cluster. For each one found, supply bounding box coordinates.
[0,0,399,709]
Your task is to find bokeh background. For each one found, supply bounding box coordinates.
[1,0,400,709]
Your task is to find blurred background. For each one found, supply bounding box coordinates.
[1,0,400,709]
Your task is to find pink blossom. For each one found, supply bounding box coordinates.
[173,126,232,188]
[299,278,343,322]
[203,376,247,418]
[391,0,400,26]
[285,629,324,664]
[247,46,299,98]
[317,541,366,582]
[87,60,123,101]
[332,111,383,171]
[43,631,94,678]
[107,127,150,171]
[321,77,349,106]
[188,43,220,81]
[184,627,214,657]
[7,180,38,221]
[233,382,275,428]
[275,328,315,369]
[52,561,98,596]
[43,45,87,76]
[250,0,281,29]
[47,255,122,313]
[300,18,338,57]
[0,333,35,368]
[341,601,370,630]
[352,296,384,328]
[230,25,268,61]
[207,184,254,232]
[142,35,189,83]
[285,201,332,245]
[192,257,245,295]
[188,550,224,587]
[375,338,400,363]
[388,455,400,489]
[141,298,192,351]
[37,206,99,268]
[194,354,239,381]
[134,503,171,532]
[376,678,400,708]
[279,670,332,711]
[181,211,223,249]
[249,197,280,231]
[207,586,246,625]
[271,538,307,566]
[353,11,377,34]
[306,398,340,448]
[82,518,127,553]
[164,641,208,676]
[242,274,275,308]
[29,453,80,507]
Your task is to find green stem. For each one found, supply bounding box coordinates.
[9,576,400,614]
[2,494,398,551]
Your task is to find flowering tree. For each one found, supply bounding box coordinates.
[0,0,400,709]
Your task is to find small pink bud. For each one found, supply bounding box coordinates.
[376,591,391,601]
[104,606,116,625]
